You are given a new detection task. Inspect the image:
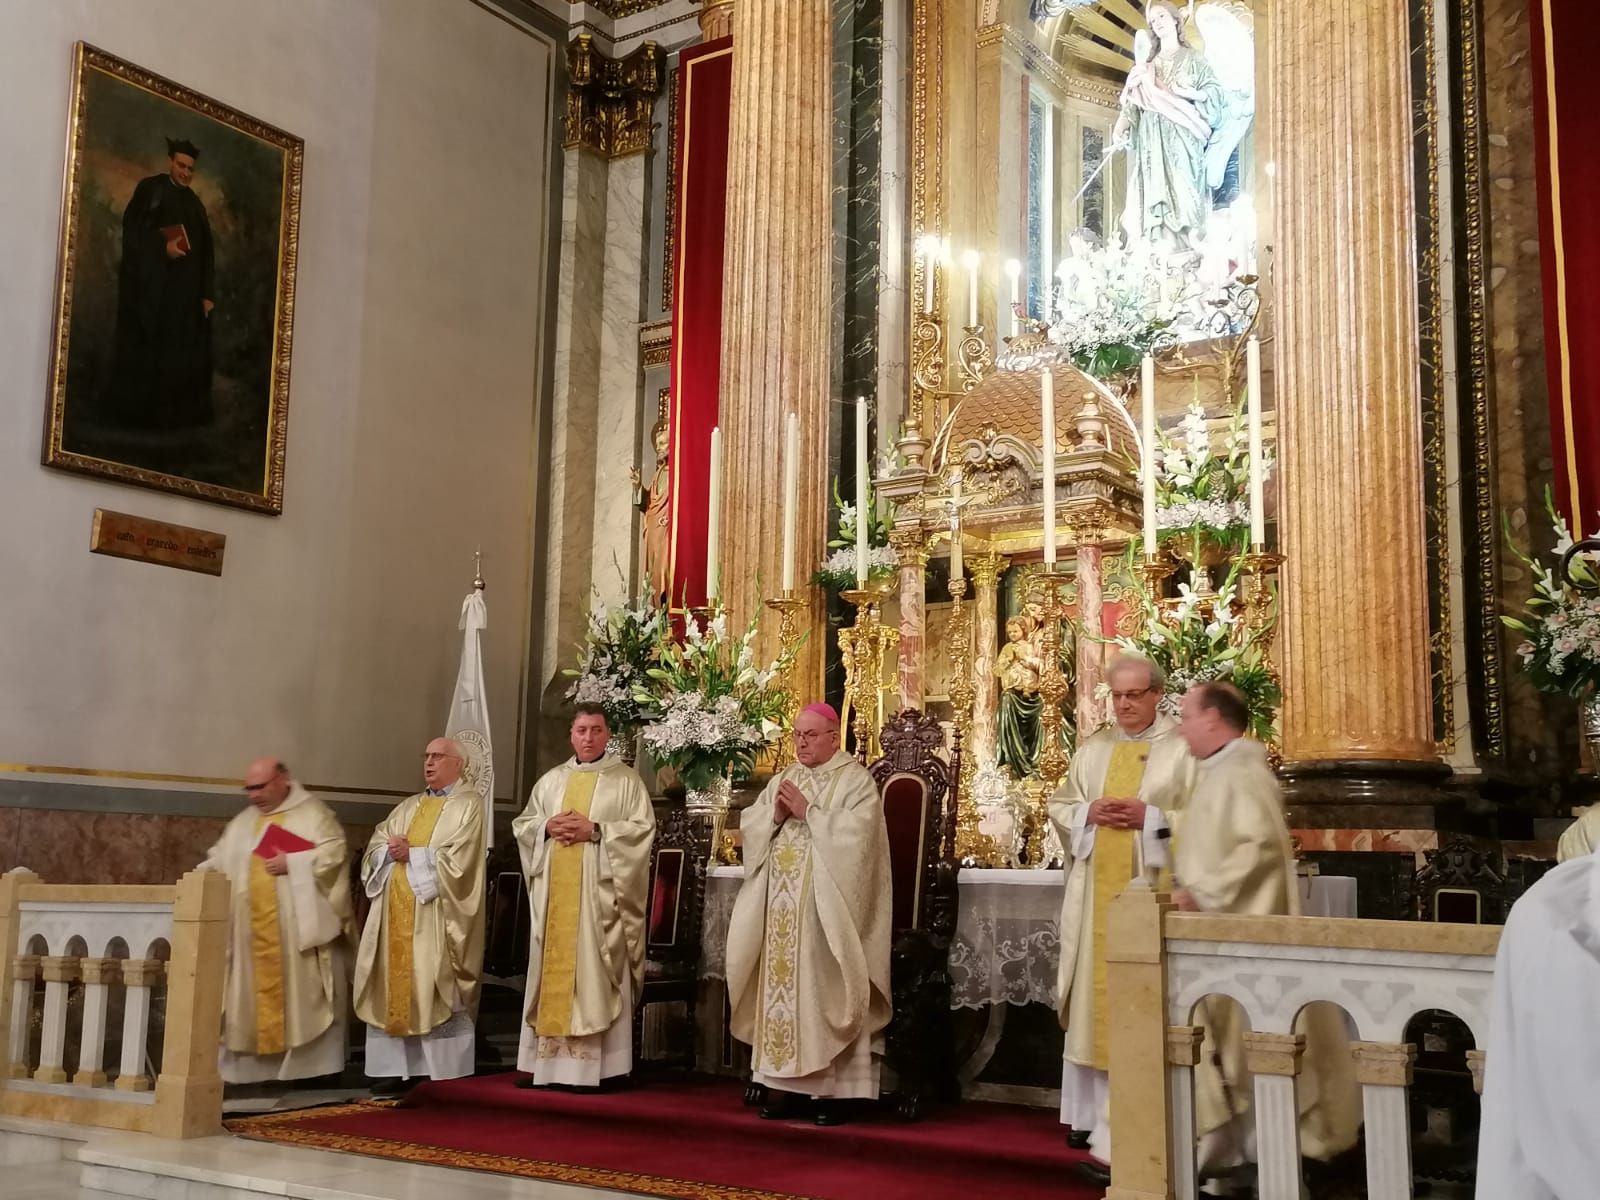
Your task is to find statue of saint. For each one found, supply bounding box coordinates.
[997,617,1044,778]
[631,419,672,604]
[1114,0,1225,251]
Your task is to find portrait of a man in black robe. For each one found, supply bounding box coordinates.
[105,137,216,431]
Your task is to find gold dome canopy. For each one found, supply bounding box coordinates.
[932,360,1141,474]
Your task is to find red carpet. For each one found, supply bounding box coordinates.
[227,1073,1101,1200]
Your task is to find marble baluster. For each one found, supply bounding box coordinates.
[1466,1048,1485,1095]
[6,954,39,1079]
[115,959,165,1092]
[1243,1032,1306,1198]
[717,0,832,693]
[892,529,927,708]
[1075,543,1105,737]
[1271,0,1446,817]
[1166,1025,1205,1200]
[1352,1041,1418,1200]
[970,552,1007,766]
[74,957,121,1087]
[33,955,81,1084]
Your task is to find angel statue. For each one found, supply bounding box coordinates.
[1115,0,1231,251]
[630,418,672,604]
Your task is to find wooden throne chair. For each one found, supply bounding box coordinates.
[633,804,709,1071]
[869,707,961,1121]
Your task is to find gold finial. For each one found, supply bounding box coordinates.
[473,547,485,591]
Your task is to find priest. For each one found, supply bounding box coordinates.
[353,737,486,1090]
[1556,804,1600,862]
[513,703,655,1088]
[200,758,354,1085]
[726,703,892,1126]
[1171,682,1361,1183]
[1049,654,1193,1157]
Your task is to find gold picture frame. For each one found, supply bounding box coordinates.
[42,43,303,514]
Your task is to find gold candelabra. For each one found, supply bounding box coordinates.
[1236,545,1283,652]
[764,591,809,770]
[902,306,996,474]
[840,582,899,761]
[1024,568,1075,864]
[945,574,995,864]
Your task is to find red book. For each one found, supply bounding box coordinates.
[160,223,191,254]
[254,824,315,858]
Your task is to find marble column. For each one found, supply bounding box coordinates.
[1075,543,1105,738]
[1351,1041,1417,1200]
[1242,1032,1306,1199]
[6,954,37,1078]
[892,529,927,708]
[1270,1,1447,821]
[1165,1025,1206,1200]
[33,955,79,1084]
[970,551,1007,767]
[700,0,734,39]
[718,0,832,695]
[74,957,120,1087]
[115,958,164,1092]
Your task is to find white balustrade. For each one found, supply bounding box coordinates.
[1106,887,1501,1200]
[0,869,227,1137]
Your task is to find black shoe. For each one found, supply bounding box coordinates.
[1076,1160,1111,1189]
[813,1101,848,1127]
[759,1092,801,1120]
[1067,1129,1091,1150]
[514,1076,541,1090]
[369,1077,418,1098]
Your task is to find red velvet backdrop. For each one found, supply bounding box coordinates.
[1531,0,1600,538]
[666,39,733,609]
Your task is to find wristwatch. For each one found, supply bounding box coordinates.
[589,823,602,844]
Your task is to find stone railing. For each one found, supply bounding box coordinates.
[0,868,228,1137]
[1105,885,1500,1200]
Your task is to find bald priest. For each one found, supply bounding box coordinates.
[726,702,892,1126]
[200,758,354,1084]
[353,737,487,1087]
[513,703,656,1088]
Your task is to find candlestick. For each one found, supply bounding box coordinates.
[780,411,799,591]
[949,476,963,581]
[1004,258,1021,338]
[919,234,938,314]
[1246,336,1265,546]
[963,248,980,329]
[855,397,869,587]
[764,590,808,769]
[1141,354,1157,557]
[706,426,722,601]
[840,584,899,761]
[1041,369,1057,567]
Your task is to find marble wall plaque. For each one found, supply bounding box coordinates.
[89,508,225,576]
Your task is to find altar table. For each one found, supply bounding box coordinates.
[700,866,1355,1010]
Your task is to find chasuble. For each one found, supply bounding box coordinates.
[1556,805,1600,862]
[353,782,485,1080]
[1049,712,1192,1138]
[512,753,655,1084]
[200,784,353,1084]
[1172,737,1361,1166]
[726,751,893,1099]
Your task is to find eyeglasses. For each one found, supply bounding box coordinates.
[1110,687,1157,702]
[794,730,837,742]
[422,752,462,762]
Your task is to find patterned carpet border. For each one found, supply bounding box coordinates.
[225,1102,809,1200]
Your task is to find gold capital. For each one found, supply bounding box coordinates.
[564,36,665,159]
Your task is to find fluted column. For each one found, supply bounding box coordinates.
[1243,1032,1305,1198]
[1351,1041,1417,1200]
[970,552,1007,766]
[717,0,831,696]
[893,529,928,709]
[1272,1,1445,816]
[74,957,120,1087]
[700,0,734,39]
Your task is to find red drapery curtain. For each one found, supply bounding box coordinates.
[666,38,733,610]
[1531,0,1600,538]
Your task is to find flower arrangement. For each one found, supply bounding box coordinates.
[1107,551,1282,743]
[564,591,666,735]
[813,479,898,591]
[1046,239,1177,378]
[1502,489,1600,699]
[633,608,794,792]
[1149,395,1269,561]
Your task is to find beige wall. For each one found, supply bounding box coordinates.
[0,0,557,803]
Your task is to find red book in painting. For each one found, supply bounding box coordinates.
[160,223,191,254]
[253,824,315,858]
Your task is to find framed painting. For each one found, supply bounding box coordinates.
[42,43,302,514]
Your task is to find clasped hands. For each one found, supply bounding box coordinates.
[546,811,597,846]
[1086,795,1147,831]
[773,780,810,824]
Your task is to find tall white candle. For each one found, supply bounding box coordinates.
[780,411,800,591]
[1005,258,1021,338]
[1142,354,1158,557]
[706,426,722,601]
[1247,336,1265,546]
[963,249,981,329]
[1041,370,1057,567]
[855,397,870,587]
[949,475,963,581]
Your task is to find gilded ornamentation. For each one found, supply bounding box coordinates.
[661,67,679,310]
[564,36,664,159]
